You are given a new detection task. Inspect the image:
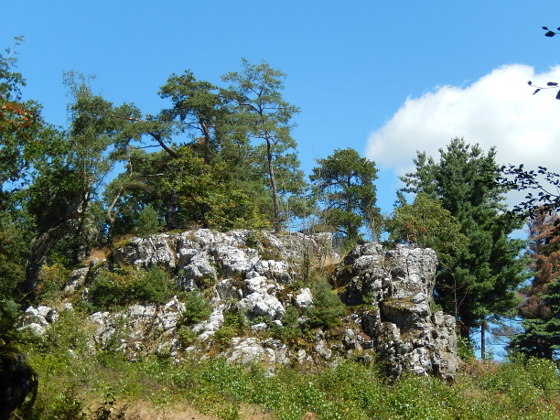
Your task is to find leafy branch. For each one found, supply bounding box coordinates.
[542,26,560,38]
[527,26,560,99]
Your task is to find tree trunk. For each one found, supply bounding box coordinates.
[199,117,213,164]
[23,225,68,297]
[266,136,281,231]
[480,321,487,360]
[165,192,178,228]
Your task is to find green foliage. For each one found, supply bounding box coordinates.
[41,386,87,420]
[510,210,560,361]
[457,335,476,362]
[88,266,175,310]
[22,71,143,294]
[223,59,305,229]
[35,263,69,304]
[177,325,198,346]
[166,147,269,230]
[310,148,380,249]
[0,206,32,300]
[134,204,163,236]
[214,309,249,349]
[305,279,344,329]
[10,311,560,420]
[180,290,212,325]
[158,69,229,164]
[510,279,560,360]
[271,306,303,341]
[0,38,50,192]
[385,193,468,267]
[401,138,528,341]
[0,298,20,340]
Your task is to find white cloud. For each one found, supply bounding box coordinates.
[366,64,560,176]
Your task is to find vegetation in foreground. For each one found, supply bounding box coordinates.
[7,308,560,420]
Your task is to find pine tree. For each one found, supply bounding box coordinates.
[222,59,304,230]
[310,148,380,249]
[385,193,468,268]
[401,138,527,349]
[510,280,560,360]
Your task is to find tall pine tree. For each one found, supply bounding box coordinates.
[222,59,304,230]
[401,138,527,351]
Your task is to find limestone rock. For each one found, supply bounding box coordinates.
[293,287,313,309]
[336,243,458,381]
[64,267,89,295]
[53,228,458,381]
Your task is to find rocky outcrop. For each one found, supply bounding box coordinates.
[28,229,458,381]
[336,243,458,381]
[110,230,319,289]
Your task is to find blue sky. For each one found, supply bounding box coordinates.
[2,0,560,215]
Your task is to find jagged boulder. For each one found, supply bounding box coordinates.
[335,243,458,381]
[109,229,313,290]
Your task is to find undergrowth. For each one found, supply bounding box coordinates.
[11,308,560,420]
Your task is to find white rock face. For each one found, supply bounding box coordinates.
[294,288,313,309]
[193,305,225,340]
[45,228,458,381]
[108,229,303,293]
[16,305,58,335]
[336,243,458,381]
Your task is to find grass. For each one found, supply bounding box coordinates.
[11,308,560,420]
[10,237,560,420]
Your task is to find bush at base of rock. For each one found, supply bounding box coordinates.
[180,290,212,325]
[304,278,343,330]
[88,266,175,310]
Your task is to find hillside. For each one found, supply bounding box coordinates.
[3,229,560,419]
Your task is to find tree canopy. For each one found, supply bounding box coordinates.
[310,147,380,249]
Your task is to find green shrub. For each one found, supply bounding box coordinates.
[36,263,70,303]
[271,306,303,342]
[177,325,198,346]
[305,278,344,329]
[88,266,175,310]
[42,386,88,420]
[133,266,174,304]
[181,290,212,325]
[214,309,248,350]
[525,357,560,397]
[0,298,20,339]
[457,335,476,362]
[135,204,163,237]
